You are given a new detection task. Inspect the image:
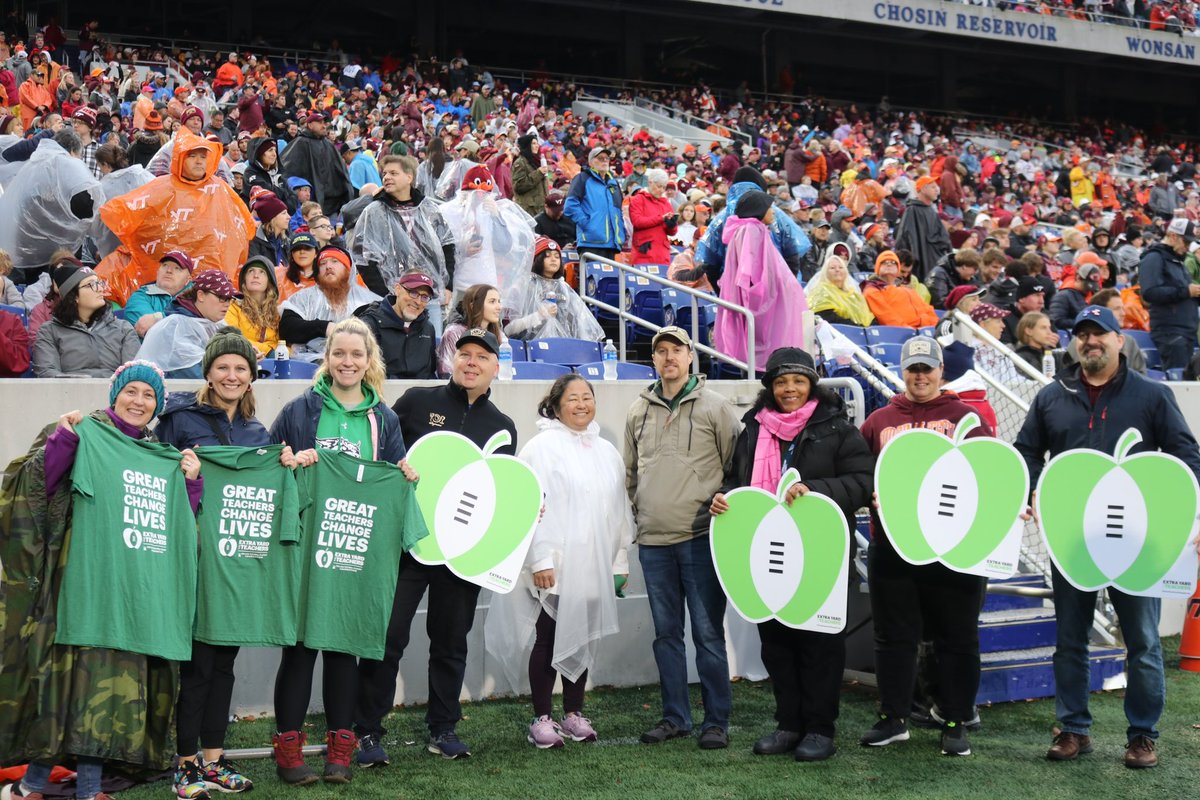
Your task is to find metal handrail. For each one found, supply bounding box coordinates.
[952,310,1052,384]
[633,96,751,146]
[576,253,757,375]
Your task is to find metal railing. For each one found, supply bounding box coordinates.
[576,253,757,375]
[633,96,752,147]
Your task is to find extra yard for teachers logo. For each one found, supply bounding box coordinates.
[216,483,279,559]
[314,497,379,572]
[121,468,170,554]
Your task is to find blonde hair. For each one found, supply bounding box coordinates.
[316,317,386,396]
[0,248,11,277]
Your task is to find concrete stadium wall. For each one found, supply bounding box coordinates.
[1,378,1194,715]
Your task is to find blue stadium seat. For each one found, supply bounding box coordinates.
[1146,368,1167,381]
[1057,330,1071,349]
[583,261,621,321]
[528,337,603,367]
[869,343,903,365]
[1167,368,1186,381]
[577,361,657,381]
[508,339,528,362]
[512,361,571,380]
[0,304,27,326]
[112,308,127,321]
[661,288,715,337]
[626,287,664,341]
[866,325,917,346]
[918,326,935,338]
[830,324,868,347]
[1122,329,1154,351]
[257,359,318,380]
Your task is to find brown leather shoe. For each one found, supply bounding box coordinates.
[1124,735,1158,768]
[1046,731,1093,761]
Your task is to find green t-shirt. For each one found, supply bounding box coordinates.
[194,445,301,647]
[56,415,197,661]
[295,451,428,659]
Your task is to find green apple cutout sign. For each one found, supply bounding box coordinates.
[1035,428,1200,598]
[875,413,1029,578]
[710,469,849,633]
[406,431,543,593]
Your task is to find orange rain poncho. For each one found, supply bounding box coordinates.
[97,128,254,304]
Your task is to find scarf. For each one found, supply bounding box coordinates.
[751,399,818,491]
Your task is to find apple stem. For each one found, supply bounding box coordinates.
[482,430,513,456]
[777,468,802,503]
[1114,428,1143,462]
[952,413,980,445]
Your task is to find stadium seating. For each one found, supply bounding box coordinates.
[830,324,868,348]
[511,361,571,380]
[508,339,528,362]
[577,361,657,381]
[869,343,903,365]
[527,337,603,367]
[257,358,319,380]
[0,304,27,326]
[865,325,917,346]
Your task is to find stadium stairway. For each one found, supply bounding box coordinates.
[571,94,731,154]
[977,575,1125,705]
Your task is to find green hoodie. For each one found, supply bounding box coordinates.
[314,374,380,459]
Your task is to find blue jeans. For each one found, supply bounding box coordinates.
[639,536,731,732]
[25,757,103,798]
[427,300,444,337]
[1051,567,1164,740]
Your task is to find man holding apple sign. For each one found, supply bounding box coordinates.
[859,335,993,758]
[625,326,741,750]
[354,328,517,763]
[1014,305,1200,769]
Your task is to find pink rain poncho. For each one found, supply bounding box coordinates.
[713,215,807,372]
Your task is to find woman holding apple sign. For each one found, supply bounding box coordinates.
[710,347,873,761]
[485,374,635,749]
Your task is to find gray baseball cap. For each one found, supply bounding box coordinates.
[900,335,943,370]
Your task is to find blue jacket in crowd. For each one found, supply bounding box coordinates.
[1014,359,1200,487]
[1138,242,1199,334]
[564,167,624,251]
[695,180,811,280]
[155,393,271,449]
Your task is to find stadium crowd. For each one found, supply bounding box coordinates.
[0,17,1199,800]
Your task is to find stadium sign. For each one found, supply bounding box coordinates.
[691,0,1200,67]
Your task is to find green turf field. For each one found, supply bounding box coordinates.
[112,638,1199,800]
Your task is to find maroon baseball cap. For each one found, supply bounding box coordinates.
[943,284,984,311]
[305,112,325,124]
[192,269,241,300]
[397,270,434,294]
[161,250,195,274]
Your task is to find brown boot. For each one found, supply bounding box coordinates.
[1046,731,1092,761]
[1124,735,1158,768]
[273,730,319,785]
[323,729,357,784]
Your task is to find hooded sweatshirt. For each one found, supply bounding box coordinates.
[313,374,381,460]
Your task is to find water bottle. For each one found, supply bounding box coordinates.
[275,341,289,361]
[603,339,618,380]
[498,339,513,380]
[1042,350,1056,378]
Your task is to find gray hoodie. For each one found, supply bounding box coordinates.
[32,310,140,377]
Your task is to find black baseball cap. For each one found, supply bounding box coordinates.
[457,327,499,355]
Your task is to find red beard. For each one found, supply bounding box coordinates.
[319,268,351,311]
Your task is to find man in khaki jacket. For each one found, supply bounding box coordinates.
[625,326,741,750]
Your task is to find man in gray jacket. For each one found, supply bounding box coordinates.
[625,326,741,750]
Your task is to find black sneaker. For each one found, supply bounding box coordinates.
[909,704,938,730]
[794,733,837,762]
[640,719,690,744]
[752,729,801,755]
[357,734,389,768]
[698,726,729,750]
[941,722,972,756]
[427,731,471,759]
[859,715,910,747]
[930,704,982,732]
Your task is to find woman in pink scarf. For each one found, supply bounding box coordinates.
[713,190,808,375]
[710,347,873,762]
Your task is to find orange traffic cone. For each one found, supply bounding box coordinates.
[1180,582,1200,673]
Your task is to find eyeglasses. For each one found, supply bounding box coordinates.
[402,287,433,303]
[312,223,334,230]
[79,279,107,292]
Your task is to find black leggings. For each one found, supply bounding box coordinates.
[274,644,358,732]
[529,610,587,718]
[177,641,239,754]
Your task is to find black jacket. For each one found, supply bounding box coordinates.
[155,394,271,448]
[720,390,874,533]
[355,298,437,379]
[533,211,577,249]
[1047,286,1087,332]
[1014,359,1200,489]
[245,157,298,214]
[392,380,518,454]
[1139,242,1197,334]
[925,262,980,310]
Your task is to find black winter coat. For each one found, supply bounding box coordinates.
[269,387,408,463]
[355,298,437,379]
[720,390,874,534]
[392,380,517,454]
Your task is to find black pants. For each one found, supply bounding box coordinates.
[867,543,985,724]
[176,641,239,754]
[355,555,482,737]
[274,644,358,732]
[529,610,587,718]
[758,620,846,738]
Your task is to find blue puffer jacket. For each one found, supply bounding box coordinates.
[155,393,272,449]
[1138,242,1199,334]
[563,168,624,251]
[268,386,407,463]
[1014,359,1200,488]
[695,180,811,281]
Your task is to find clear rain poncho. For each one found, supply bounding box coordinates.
[502,273,604,342]
[349,194,454,294]
[0,133,26,189]
[484,418,634,688]
[438,189,537,296]
[89,164,154,259]
[136,313,221,373]
[279,261,382,361]
[0,140,101,269]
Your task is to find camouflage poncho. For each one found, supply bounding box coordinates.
[0,410,179,769]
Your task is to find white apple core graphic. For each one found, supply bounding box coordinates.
[1083,468,1147,580]
[916,449,979,556]
[435,461,497,560]
[748,505,804,613]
